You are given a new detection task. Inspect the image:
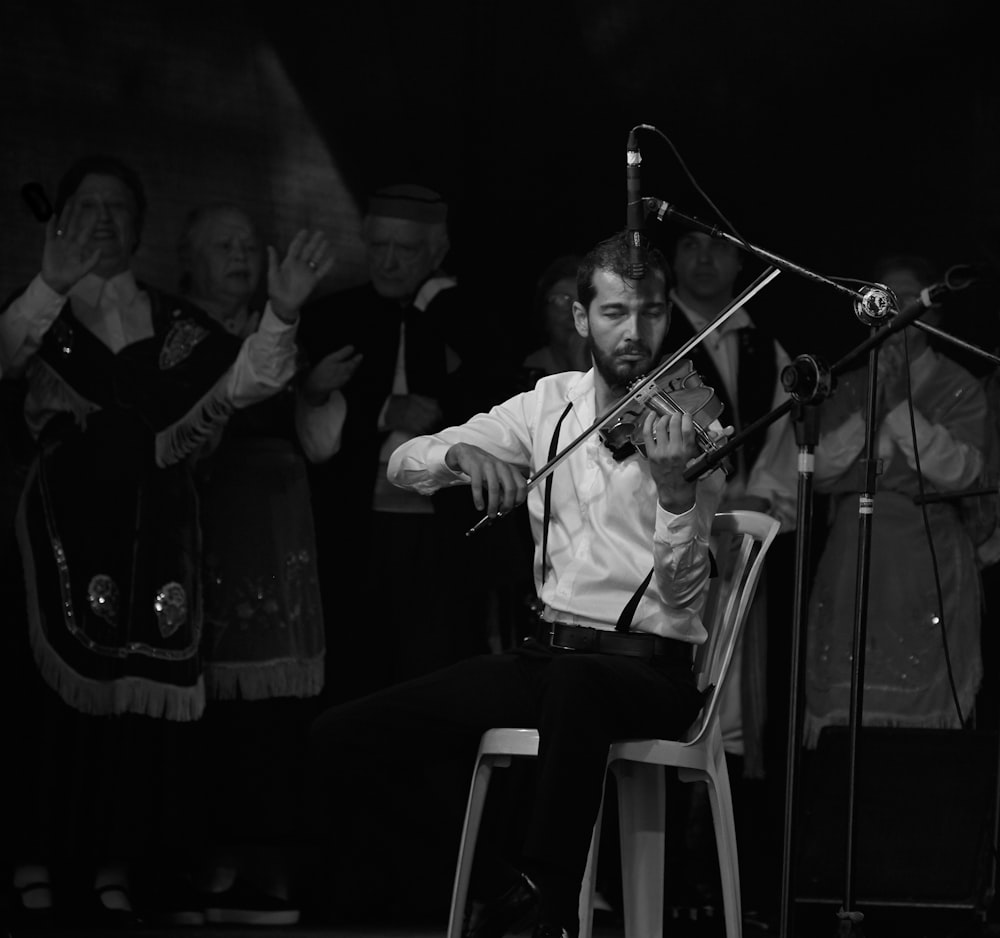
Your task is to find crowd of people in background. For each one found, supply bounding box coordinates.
[1,153,999,936]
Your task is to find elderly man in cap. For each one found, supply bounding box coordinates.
[300,183,491,701]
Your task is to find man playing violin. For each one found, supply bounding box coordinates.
[307,231,729,938]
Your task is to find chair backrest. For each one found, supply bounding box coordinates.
[684,510,780,745]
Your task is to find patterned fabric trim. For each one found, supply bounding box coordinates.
[25,358,101,438]
[155,371,234,467]
[204,657,325,702]
[16,461,206,721]
[16,469,206,721]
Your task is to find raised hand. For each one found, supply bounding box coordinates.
[445,442,528,518]
[267,229,333,323]
[302,345,363,403]
[40,215,101,295]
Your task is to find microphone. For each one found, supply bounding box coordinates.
[21,182,53,223]
[626,130,646,279]
[916,264,990,307]
[943,263,989,291]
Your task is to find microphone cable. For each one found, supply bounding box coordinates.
[897,327,967,727]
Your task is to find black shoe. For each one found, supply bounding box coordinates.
[138,874,207,927]
[8,881,56,930]
[202,879,300,927]
[77,885,144,929]
[465,872,539,938]
[532,924,570,938]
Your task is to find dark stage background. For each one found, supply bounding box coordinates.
[3,1,1000,927]
[1,0,999,379]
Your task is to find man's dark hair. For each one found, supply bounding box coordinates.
[54,154,147,236]
[577,231,670,310]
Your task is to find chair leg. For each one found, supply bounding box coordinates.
[447,756,500,938]
[577,792,604,938]
[705,749,742,938]
[613,761,665,938]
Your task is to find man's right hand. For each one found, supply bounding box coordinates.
[445,442,528,517]
[384,393,443,435]
[40,215,101,295]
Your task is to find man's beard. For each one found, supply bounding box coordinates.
[588,337,660,395]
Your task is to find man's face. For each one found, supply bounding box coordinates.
[69,173,139,278]
[880,267,932,357]
[189,208,262,307]
[672,231,742,303]
[573,268,669,391]
[364,215,446,301]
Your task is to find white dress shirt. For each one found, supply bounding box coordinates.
[387,369,726,643]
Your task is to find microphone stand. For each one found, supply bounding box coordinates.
[667,208,999,937]
[781,397,821,938]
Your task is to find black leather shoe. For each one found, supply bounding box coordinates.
[532,924,570,938]
[77,885,144,929]
[8,881,56,929]
[465,872,539,938]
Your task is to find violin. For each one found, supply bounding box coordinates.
[598,359,732,474]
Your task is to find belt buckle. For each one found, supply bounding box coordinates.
[548,623,576,652]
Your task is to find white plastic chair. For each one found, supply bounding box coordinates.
[447,510,780,938]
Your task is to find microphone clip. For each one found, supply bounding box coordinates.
[853,285,895,326]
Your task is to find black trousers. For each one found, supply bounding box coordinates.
[307,641,703,922]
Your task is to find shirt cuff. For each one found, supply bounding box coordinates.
[258,301,299,339]
[29,272,70,309]
[654,498,699,543]
[387,438,468,493]
[884,399,923,439]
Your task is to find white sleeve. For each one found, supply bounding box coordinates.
[223,303,299,408]
[814,411,866,488]
[156,305,299,467]
[884,402,984,490]
[653,469,725,618]
[295,389,347,463]
[0,274,67,376]
[387,393,535,496]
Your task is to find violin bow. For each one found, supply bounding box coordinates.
[466,265,781,535]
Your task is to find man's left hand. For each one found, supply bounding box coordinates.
[268,229,333,323]
[642,410,698,514]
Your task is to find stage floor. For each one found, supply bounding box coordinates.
[4,907,997,938]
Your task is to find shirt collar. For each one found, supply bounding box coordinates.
[669,288,752,335]
[564,367,594,404]
[70,269,140,309]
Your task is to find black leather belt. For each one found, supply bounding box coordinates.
[537,621,693,665]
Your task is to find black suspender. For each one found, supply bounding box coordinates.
[539,401,653,634]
